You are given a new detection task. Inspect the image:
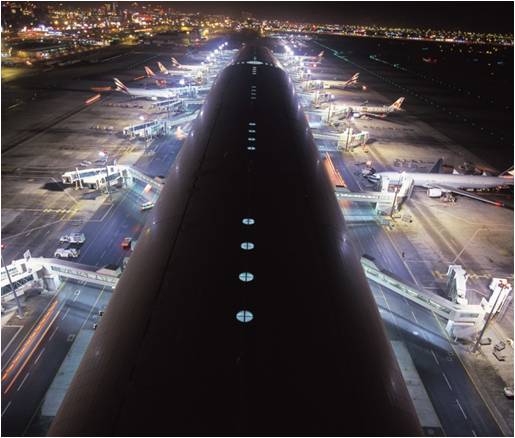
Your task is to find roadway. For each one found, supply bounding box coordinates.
[1,280,110,436]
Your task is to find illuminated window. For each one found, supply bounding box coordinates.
[248,129,256,133]
[242,218,255,225]
[239,272,254,282]
[241,242,254,250]
[248,137,256,141]
[249,122,256,126]
[236,310,253,323]
[247,146,256,150]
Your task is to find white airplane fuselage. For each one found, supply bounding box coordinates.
[373,172,514,190]
[123,88,177,99]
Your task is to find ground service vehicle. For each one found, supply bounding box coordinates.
[54,248,80,259]
[140,201,155,211]
[59,233,86,244]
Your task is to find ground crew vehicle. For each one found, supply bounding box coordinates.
[59,233,86,244]
[54,248,80,259]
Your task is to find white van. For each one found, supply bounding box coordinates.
[141,201,155,211]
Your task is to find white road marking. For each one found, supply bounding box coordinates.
[456,399,467,419]
[471,429,477,436]
[411,310,419,324]
[442,372,453,391]
[451,227,485,264]
[16,372,30,391]
[61,308,71,320]
[1,401,12,417]
[72,290,81,302]
[48,326,59,342]
[431,350,440,365]
[50,177,78,205]
[1,326,23,356]
[2,219,64,241]
[34,347,46,364]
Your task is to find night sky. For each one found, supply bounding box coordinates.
[168,1,513,33]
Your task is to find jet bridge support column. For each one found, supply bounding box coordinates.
[375,177,393,215]
[42,265,62,291]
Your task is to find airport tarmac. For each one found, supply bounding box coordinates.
[1,34,513,436]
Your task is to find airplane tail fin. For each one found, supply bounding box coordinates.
[171,57,181,67]
[389,97,405,111]
[349,72,359,84]
[113,78,129,94]
[317,50,324,59]
[157,62,167,73]
[144,66,155,77]
[429,158,443,174]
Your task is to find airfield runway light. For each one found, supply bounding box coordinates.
[139,115,145,121]
[179,78,185,86]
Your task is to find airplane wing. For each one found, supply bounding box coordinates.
[427,184,506,207]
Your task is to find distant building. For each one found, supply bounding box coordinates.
[10,39,72,60]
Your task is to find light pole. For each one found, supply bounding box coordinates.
[98,151,112,202]
[1,245,23,317]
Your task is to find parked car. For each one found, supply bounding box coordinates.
[54,248,80,259]
[141,201,155,211]
[59,233,86,244]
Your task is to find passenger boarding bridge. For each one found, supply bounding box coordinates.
[1,256,119,311]
[121,111,198,139]
[313,128,369,151]
[360,256,512,341]
[61,164,164,194]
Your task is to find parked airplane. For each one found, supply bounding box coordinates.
[144,66,193,85]
[113,78,177,100]
[301,50,325,62]
[325,97,405,121]
[170,57,206,72]
[368,159,514,206]
[350,97,405,118]
[322,73,361,90]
